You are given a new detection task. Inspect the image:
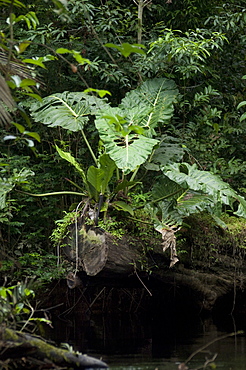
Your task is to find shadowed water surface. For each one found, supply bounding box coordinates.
[47,310,246,370]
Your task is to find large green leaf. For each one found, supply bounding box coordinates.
[86,166,103,201]
[145,135,186,171]
[55,146,87,186]
[151,175,184,202]
[98,154,116,194]
[152,191,217,228]
[96,113,158,174]
[112,201,134,216]
[94,78,177,174]
[87,154,116,194]
[177,191,215,217]
[163,163,246,218]
[30,92,108,132]
[120,78,178,133]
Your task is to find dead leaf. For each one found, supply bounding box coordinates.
[156,226,179,267]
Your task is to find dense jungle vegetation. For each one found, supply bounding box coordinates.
[0,0,246,289]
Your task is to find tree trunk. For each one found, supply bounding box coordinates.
[63,219,149,276]
[61,215,246,313]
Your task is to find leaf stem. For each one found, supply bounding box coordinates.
[16,190,86,197]
[80,128,98,166]
[151,188,183,204]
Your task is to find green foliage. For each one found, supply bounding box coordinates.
[30,92,108,132]
[55,47,92,66]
[0,282,52,332]
[50,211,79,247]
[87,153,116,198]
[148,162,246,230]
[96,113,158,174]
[141,28,227,79]
[105,43,146,58]
[52,78,176,174]
[29,67,246,262]
[97,217,125,239]
[30,77,178,181]
[3,121,41,148]
[0,0,25,8]
[0,166,34,210]
[16,253,66,282]
[0,283,34,328]
[1,0,246,273]
[7,11,39,30]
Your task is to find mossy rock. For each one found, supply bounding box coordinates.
[177,213,246,267]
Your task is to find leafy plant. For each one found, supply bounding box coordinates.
[0,282,51,331]
[29,78,178,217]
[0,166,34,211]
[237,76,246,122]
[3,121,41,148]
[28,75,246,266]
[140,28,227,79]
[149,162,246,229]
[16,252,67,283]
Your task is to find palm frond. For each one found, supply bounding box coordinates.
[0,74,15,126]
[0,50,34,79]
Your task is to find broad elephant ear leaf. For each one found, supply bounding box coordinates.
[151,175,184,202]
[55,146,87,187]
[87,154,115,195]
[145,135,186,171]
[95,113,158,174]
[177,191,215,217]
[95,78,177,174]
[163,162,246,218]
[30,92,108,132]
[120,78,178,134]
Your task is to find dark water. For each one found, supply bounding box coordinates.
[41,279,246,370]
[46,309,246,370]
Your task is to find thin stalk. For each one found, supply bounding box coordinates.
[137,0,143,44]
[150,188,183,204]
[184,331,243,366]
[16,190,86,197]
[129,166,140,183]
[20,302,34,332]
[80,128,98,166]
[6,1,14,77]
[126,216,152,225]
[65,178,85,191]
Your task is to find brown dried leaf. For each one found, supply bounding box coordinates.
[157,226,179,267]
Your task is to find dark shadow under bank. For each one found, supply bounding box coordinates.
[40,272,246,361]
